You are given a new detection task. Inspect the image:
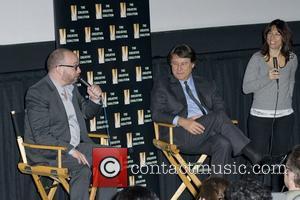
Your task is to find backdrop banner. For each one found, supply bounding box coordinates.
[53,0,159,194]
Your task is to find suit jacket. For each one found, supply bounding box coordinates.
[151,74,230,146]
[24,75,101,164]
[151,74,226,124]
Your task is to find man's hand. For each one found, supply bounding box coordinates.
[178,116,205,135]
[71,149,90,167]
[87,84,102,101]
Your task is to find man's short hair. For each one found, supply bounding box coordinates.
[167,44,196,65]
[46,48,72,71]
[226,178,272,200]
[286,145,300,187]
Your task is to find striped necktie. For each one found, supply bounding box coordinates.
[184,81,207,115]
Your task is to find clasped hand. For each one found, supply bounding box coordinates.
[178,115,205,135]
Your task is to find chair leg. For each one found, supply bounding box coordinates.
[163,152,198,198]
[32,174,49,200]
[48,180,58,200]
[173,154,207,198]
[58,177,70,193]
[89,186,97,200]
[175,154,202,187]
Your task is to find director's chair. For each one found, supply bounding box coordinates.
[11,110,109,200]
[153,120,238,199]
[153,122,208,199]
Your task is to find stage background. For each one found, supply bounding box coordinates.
[1,0,300,45]
[0,1,300,198]
[53,0,158,193]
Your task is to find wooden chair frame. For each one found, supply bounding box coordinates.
[153,120,238,199]
[11,111,109,200]
[153,122,207,199]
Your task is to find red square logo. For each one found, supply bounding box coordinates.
[92,148,128,187]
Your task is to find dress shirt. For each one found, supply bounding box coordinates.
[173,75,207,125]
[51,78,80,154]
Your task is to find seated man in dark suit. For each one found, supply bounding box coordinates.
[151,44,264,177]
[24,48,114,200]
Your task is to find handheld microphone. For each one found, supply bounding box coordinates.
[273,57,279,85]
[78,77,91,87]
[78,79,110,145]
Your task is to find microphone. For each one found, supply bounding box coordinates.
[78,77,91,87]
[273,57,279,85]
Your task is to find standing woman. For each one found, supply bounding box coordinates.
[243,19,298,191]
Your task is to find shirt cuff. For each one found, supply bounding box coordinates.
[68,148,75,155]
[172,116,179,126]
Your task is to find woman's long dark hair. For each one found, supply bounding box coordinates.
[261,19,293,64]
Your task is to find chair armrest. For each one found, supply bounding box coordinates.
[88,133,109,145]
[88,133,109,139]
[23,143,67,151]
[154,122,176,128]
[23,143,66,168]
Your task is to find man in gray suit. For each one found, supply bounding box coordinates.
[24,48,107,200]
[151,44,264,176]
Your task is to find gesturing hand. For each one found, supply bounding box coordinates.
[178,116,205,135]
[71,149,90,167]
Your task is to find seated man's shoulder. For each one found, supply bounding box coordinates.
[272,192,286,200]
[153,75,171,87]
[27,76,51,94]
[193,75,214,85]
[286,190,300,200]
[272,190,300,200]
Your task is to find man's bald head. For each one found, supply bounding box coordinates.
[47,48,75,71]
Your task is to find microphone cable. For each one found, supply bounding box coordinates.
[102,104,111,146]
[268,57,279,155]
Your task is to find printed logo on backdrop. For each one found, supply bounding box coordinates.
[54,0,158,193]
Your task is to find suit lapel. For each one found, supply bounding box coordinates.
[169,75,188,116]
[193,76,210,110]
[169,75,186,105]
[45,75,69,124]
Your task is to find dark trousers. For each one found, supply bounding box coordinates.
[248,113,295,191]
[248,113,294,156]
[63,143,116,200]
[167,111,250,177]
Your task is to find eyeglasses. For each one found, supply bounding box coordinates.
[58,64,80,71]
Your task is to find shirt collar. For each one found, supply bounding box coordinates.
[179,75,193,86]
[49,76,74,95]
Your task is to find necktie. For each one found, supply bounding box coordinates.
[184,81,207,115]
[62,88,68,101]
